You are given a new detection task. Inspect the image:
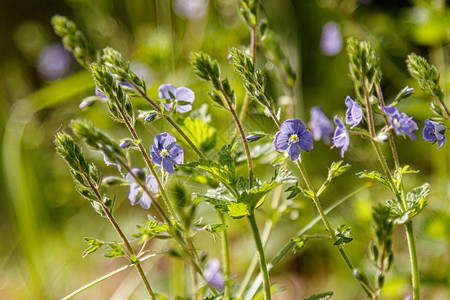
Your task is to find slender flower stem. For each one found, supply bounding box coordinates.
[82,174,156,299]
[221,90,254,187]
[405,221,420,300]
[433,95,450,120]
[219,213,231,299]
[248,212,271,300]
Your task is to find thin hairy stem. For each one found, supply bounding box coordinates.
[405,221,420,299]
[82,174,156,299]
[219,213,231,299]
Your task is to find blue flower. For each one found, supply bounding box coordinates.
[274,119,314,161]
[126,168,159,210]
[37,43,73,81]
[423,119,446,148]
[382,105,418,140]
[150,133,184,174]
[158,84,195,113]
[309,106,334,144]
[320,21,342,56]
[345,96,363,128]
[102,145,121,171]
[204,258,225,291]
[331,116,350,158]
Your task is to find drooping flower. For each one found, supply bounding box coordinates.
[423,119,446,148]
[102,145,121,171]
[345,96,363,128]
[119,140,132,149]
[158,84,195,113]
[382,105,418,140]
[150,133,184,174]
[204,258,225,291]
[309,106,334,144]
[320,21,343,56]
[331,116,350,158]
[126,168,159,210]
[274,119,314,161]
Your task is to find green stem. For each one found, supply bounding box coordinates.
[83,174,156,299]
[248,213,271,300]
[244,183,371,299]
[405,221,420,300]
[219,213,231,299]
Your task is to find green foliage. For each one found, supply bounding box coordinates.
[406,53,444,100]
[177,117,216,153]
[133,220,170,243]
[104,242,126,259]
[356,170,390,189]
[333,225,353,246]
[227,202,249,218]
[51,15,98,68]
[304,291,333,300]
[291,235,308,253]
[328,161,351,179]
[83,237,104,258]
[102,47,145,90]
[388,184,429,224]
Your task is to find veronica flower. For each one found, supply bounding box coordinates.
[345,96,363,128]
[204,258,225,291]
[158,84,195,113]
[150,133,184,174]
[320,21,342,56]
[382,105,418,140]
[274,119,314,161]
[309,106,334,144]
[126,168,159,210]
[423,119,446,148]
[331,116,350,158]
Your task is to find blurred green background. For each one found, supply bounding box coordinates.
[0,0,448,299]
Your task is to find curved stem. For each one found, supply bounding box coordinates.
[248,213,271,300]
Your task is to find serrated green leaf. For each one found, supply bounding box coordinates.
[104,242,126,259]
[133,221,170,243]
[391,183,429,224]
[82,237,103,258]
[195,186,234,213]
[328,161,351,179]
[304,291,333,300]
[356,171,391,189]
[394,165,419,181]
[227,202,249,218]
[177,117,216,153]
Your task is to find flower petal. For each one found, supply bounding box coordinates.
[128,183,140,206]
[298,130,314,151]
[155,132,177,150]
[280,118,306,135]
[168,144,184,165]
[162,158,175,174]
[158,84,177,100]
[175,87,195,103]
[273,132,290,151]
[175,104,193,113]
[288,143,302,161]
[139,193,152,210]
[150,144,162,166]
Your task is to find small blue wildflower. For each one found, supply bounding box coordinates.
[402,87,414,98]
[331,116,350,158]
[423,119,446,148]
[102,145,121,171]
[274,119,314,162]
[150,133,184,174]
[158,84,195,113]
[320,21,342,56]
[246,134,262,142]
[309,106,334,144]
[144,112,157,122]
[204,258,225,291]
[345,96,363,128]
[382,105,418,140]
[126,168,159,210]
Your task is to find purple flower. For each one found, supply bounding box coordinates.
[126,168,159,210]
[382,105,418,140]
[423,119,446,148]
[119,140,132,148]
[274,119,314,161]
[320,21,342,56]
[345,96,363,128]
[158,84,195,113]
[102,145,121,171]
[37,43,73,81]
[331,116,350,158]
[204,259,225,291]
[150,133,184,174]
[246,134,262,142]
[309,106,334,144]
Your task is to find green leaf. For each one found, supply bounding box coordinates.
[292,236,308,253]
[104,242,126,259]
[356,170,391,189]
[304,291,333,300]
[177,117,216,153]
[83,237,103,258]
[390,183,429,224]
[133,220,169,243]
[227,202,249,218]
[328,161,351,179]
[394,165,419,181]
[194,186,234,213]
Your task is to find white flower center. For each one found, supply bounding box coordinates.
[289,134,298,143]
[160,149,169,157]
